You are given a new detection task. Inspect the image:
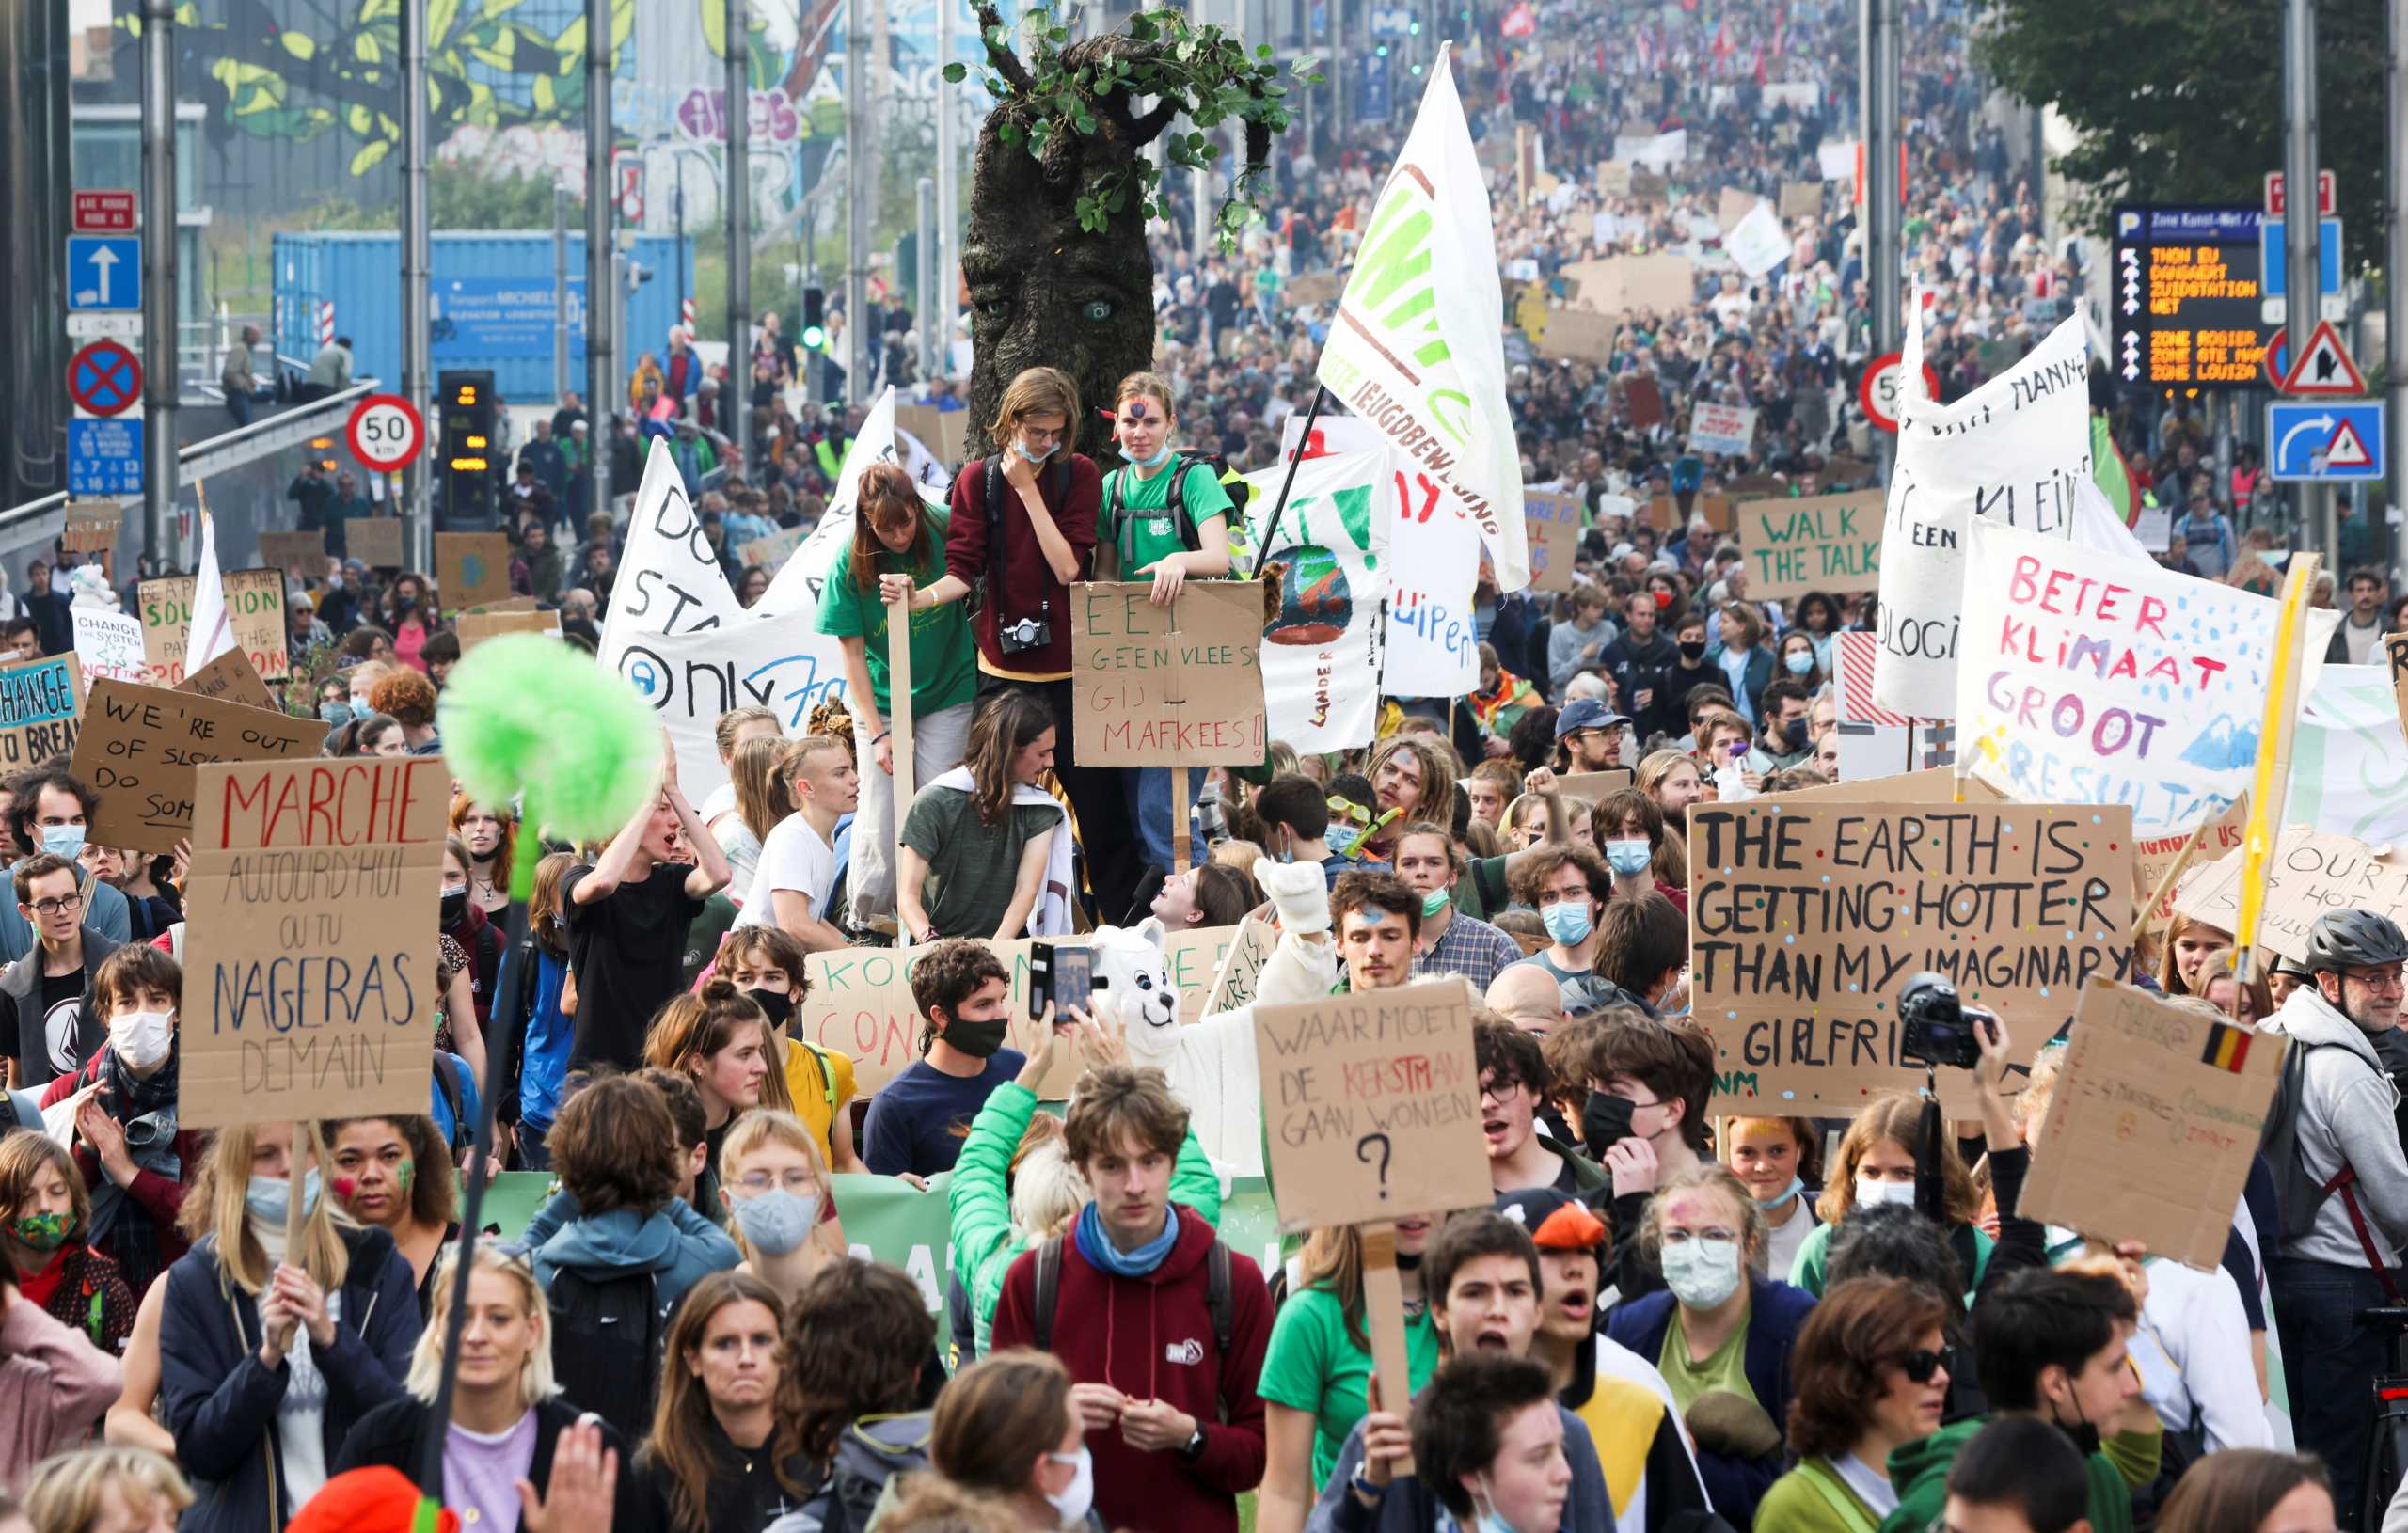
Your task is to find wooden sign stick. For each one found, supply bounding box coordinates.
[1359,1221,1416,1475]
[285,1120,315,1255]
[1166,591,1191,873]
[887,603,915,948]
[2131,808,2219,948]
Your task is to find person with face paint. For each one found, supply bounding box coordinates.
[862,940,1026,1179]
[1392,824,1523,993]
[158,1119,421,1533]
[711,926,867,1174]
[0,1129,136,1353]
[1501,846,1616,1013]
[1605,1163,1817,1525]
[1,852,121,1091]
[32,944,198,1303]
[325,1115,458,1320]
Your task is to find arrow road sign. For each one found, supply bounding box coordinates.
[66,235,141,312]
[2268,401,2384,483]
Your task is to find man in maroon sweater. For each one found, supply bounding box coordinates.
[990,1061,1271,1533]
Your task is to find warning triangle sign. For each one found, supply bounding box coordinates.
[2326,419,2375,469]
[2280,320,2367,396]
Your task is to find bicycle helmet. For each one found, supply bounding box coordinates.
[2270,951,2314,982]
[2304,909,2408,973]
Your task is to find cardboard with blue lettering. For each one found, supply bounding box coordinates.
[1524,490,1584,593]
[180,755,447,1129]
[0,655,84,769]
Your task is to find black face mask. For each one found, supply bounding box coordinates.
[943,1013,1011,1060]
[1779,718,1810,752]
[1581,1090,1636,1159]
[748,988,796,1027]
[1678,640,1707,660]
[440,889,467,926]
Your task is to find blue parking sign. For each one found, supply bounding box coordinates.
[68,418,143,495]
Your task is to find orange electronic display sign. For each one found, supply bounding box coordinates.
[2112,206,2273,390]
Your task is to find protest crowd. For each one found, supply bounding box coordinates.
[0,2,2402,1533]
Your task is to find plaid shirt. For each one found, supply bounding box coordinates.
[1413,909,1526,992]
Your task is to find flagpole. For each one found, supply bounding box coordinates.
[1250,386,1330,577]
[2229,551,2321,1008]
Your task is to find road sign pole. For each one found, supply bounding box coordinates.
[139,0,177,571]
[403,0,434,573]
[585,0,615,523]
[1861,0,1902,485]
[2389,0,2406,541]
[2284,0,2333,556]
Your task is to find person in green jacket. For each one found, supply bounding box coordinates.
[1927,1414,2105,1533]
[1881,1267,2162,1533]
[1790,1093,1995,1303]
[1753,1275,1955,1533]
[945,1004,1220,1365]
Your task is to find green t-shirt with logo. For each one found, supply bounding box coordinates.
[1101,460,1233,577]
[1255,1284,1441,1490]
[816,504,978,717]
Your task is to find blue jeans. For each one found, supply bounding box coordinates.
[2272,1256,2400,1527]
[515,1119,553,1172]
[1132,766,1204,873]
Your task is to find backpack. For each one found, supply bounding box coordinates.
[1102,451,1247,568]
[2258,1035,2407,1300]
[959,454,1073,621]
[1030,1230,1236,1362]
[547,1265,666,1441]
[431,1052,472,1157]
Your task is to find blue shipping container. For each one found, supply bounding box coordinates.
[272,230,696,404]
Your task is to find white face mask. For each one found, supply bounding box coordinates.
[1855,1176,1918,1209]
[1658,1234,1744,1310]
[109,1008,174,1069]
[1044,1446,1095,1523]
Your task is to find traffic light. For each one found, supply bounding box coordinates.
[437,368,498,528]
[800,286,826,350]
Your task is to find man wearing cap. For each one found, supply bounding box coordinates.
[2261,908,2408,1517]
[1554,699,1630,775]
[1741,678,1814,776]
[1494,1187,1708,1533]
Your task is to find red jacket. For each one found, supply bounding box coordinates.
[990,1204,1270,1533]
[943,452,1100,681]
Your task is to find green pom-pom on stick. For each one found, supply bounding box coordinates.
[436,634,663,900]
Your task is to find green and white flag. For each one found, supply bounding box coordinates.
[1316,41,1529,591]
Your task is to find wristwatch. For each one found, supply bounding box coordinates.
[1351,1462,1387,1506]
[1178,1425,1207,1461]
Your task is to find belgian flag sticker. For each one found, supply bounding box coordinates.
[2201,1021,2253,1074]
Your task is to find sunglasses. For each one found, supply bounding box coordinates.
[1897,1348,1947,1384]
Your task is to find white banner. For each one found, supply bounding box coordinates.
[1871,295,2094,718]
[2287,664,2408,847]
[1316,42,1529,591]
[1688,402,1759,456]
[1243,452,1388,753]
[759,387,946,618]
[186,511,237,674]
[597,439,750,662]
[1725,202,1789,278]
[1955,520,2336,838]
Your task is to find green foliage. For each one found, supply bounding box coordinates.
[949,5,1317,246]
[295,167,585,232]
[1972,0,2384,267]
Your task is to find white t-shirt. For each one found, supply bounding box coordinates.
[699,782,737,828]
[736,812,835,929]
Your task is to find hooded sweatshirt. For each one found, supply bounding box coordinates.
[1879,1414,2157,1533]
[990,1202,1272,1533]
[2263,984,2408,1267]
[521,1192,741,1317]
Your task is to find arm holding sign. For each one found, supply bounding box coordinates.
[836,635,892,776]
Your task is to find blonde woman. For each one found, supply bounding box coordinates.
[717,1109,848,1304]
[334,1242,637,1532]
[1502,790,1568,852]
[158,1120,420,1533]
[22,1446,190,1533]
[713,734,791,901]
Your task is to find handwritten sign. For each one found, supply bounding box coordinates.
[1205,916,1276,1015]
[800,925,1244,1095]
[2021,980,2283,1271]
[180,757,447,1129]
[349,518,405,569]
[2133,797,2248,924]
[175,647,278,714]
[1253,979,1490,1232]
[457,609,563,651]
[0,656,84,770]
[61,502,121,555]
[139,569,289,683]
[1688,403,1758,457]
[437,532,513,610]
[1956,520,2334,838]
[1525,491,1584,593]
[1687,798,2134,1106]
[1556,768,1636,804]
[69,679,325,852]
[257,530,326,575]
[1738,491,1883,600]
[2386,633,2408,749]
[71,607,147,689]
[1071,581,1266,767]
[736,526,809,575]
[2175,826,2408,965]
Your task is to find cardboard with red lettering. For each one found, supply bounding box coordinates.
[2020,979,2283,1271]
[69,679,326,852]
[1253,978,1491,1232]
[180,756,449,1129]
[1071,581,1266,767]
[1525,490,1584,593]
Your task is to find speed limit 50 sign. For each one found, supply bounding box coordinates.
[346,394,425,472]
[1859,352,1941,435]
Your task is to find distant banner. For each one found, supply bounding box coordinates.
[1241,452,1387,753]
[1688,403,1758,457]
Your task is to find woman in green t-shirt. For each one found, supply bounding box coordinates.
[818,462,979,927]
[1254,1215,1442,1533]
[1097,372,1235,892]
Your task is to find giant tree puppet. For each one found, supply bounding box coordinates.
[948,6,1307,465]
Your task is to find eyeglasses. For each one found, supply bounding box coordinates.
[1659,1227,1739,1246]
[1897,1348,1948,1384]
[737,1170,821,1194]
[29,893,84,917]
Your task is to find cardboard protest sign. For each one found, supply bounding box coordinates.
[70,679,325,852]
[1206,917,1277,1015]
[0,656,84,770]
[71,607,147,688]
[1557,769,1636,803]
[1524,491,1584,593]
[1534,308,1619,365]
[1071,582,1266,766]
[1688,403,1758,457]
[349,518,405,568]
[180,756,448,1129]
[1687,798,2134,1106]
[2133,797,2249,925]
[1956,520,2337,838]
[1717,187,1759,233]
[1254,978,1490,1231]
[1624,376,1666,431]
[2388,634,2408,748]
[2021,980,2283,1271]
[1596,161,1633,196]
[1753,766,2002,805]
[436,532,513,610]
[800,925,1244,1095]
[139,569,289,683]
[257,530,325,575]
[1780,181,1823,219]
[895,403,971,469]
[456,608,564,651]
[1872,305,2093,718]
[1726,474,1786,499]
[1738,491,1882,600]
[1285,271,1342,307]
[61,502,121,555]
[176,647,278,714]
[736,526,809,574]
[2175,826,2408,965]
[1695,495,1735,534]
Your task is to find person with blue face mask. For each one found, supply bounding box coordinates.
[1501,846,1614,1012]
[0,770,132,968]
[157,1119,421,1533]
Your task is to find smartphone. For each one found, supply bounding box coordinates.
[1029,942,1093,1019]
